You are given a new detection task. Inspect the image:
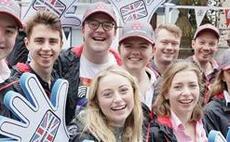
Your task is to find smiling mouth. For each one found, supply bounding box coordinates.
[111,105,127,111]
[92,37,106,41]
[178,99,193,104]
[128,58,141,61]
[39,54,53,58]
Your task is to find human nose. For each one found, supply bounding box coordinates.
[95,23,104,32]
[165,43,174,50]
[202,44,211,51]
[181,87,191,96]
[113,92,123,103]
[130,48,140,54]
[41,41,52,50]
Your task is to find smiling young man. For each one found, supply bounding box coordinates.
[187,24,220,103]
[55,2,121,124]
[0,0,23,83]
[188,24,220,84]
[0,11,63,118]
[151,24,182,78]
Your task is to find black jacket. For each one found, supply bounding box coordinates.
[149,114,177,142]
[6,30,28,68]
[203,91,230,137]
[0,63,59,118]
[68,111,101,142]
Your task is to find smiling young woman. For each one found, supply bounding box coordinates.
[70,65,143,142]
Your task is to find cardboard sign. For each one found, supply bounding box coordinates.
[0,73,69,142]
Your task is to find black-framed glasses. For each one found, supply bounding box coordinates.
[86,19,115,31]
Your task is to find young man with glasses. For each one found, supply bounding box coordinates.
[55,2,121,124]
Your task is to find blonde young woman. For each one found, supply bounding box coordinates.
[70,65,143,142]
[149,60,207,142]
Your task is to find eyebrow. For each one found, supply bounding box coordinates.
[119,84,130,89]
[6,25,18,30]
[88,18,112,23]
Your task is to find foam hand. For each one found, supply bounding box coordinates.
[0,72,69,142]
[108,0,166,23]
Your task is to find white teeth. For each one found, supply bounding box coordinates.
[40,54,52,58]
[111,105,126,111]
[179,99,193,104]
[128,57,141,61]
[164,53,172,56]
[93,37,105,41]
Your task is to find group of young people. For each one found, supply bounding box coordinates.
[0,0,229,141]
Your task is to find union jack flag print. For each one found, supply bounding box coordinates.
[32,0,66,17]
[31,110,60,142]
[120,0,147,23]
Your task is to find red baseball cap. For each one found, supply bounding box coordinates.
[193,24,219,40]
[82,2,116,25]
[119,20,155,45]
[0,0,23,29]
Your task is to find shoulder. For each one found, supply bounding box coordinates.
[54,46,82,76]
[204,98,224,113]
[108,48,122,65]
[149,115,177,142]
[71,131,97,142]
[0,66,22,93]
[61,45,83,58]
[69,111,99,142]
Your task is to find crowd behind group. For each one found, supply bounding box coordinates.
[0,0,230,141]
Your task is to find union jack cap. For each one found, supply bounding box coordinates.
[119,20,155,45]
[0,0,23,28]
[193,24,219,40]
[82,2,116,25]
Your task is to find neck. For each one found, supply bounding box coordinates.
[82,46,110,64]
[154,59,170,74]
[29,61,52,85]
[174,110,192,125]
[109,121,124,128]
[193,56,210,72]
[126,67,150,95]
[125,67,146,82]
[110,126,123,141]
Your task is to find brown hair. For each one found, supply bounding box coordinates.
[25,11,62,40]
[153,60,204,121]
[209,70,226,99]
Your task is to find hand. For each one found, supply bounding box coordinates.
[0,72,69,142]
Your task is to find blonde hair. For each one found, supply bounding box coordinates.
[84,65,143,142]
[153,60,204,121]
[155,24,182,39]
